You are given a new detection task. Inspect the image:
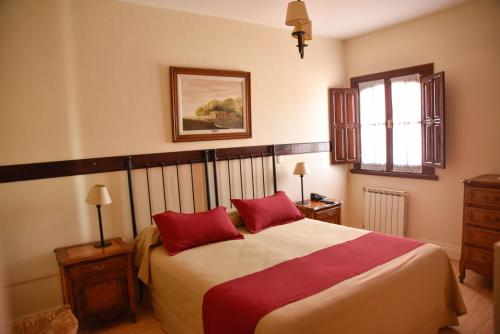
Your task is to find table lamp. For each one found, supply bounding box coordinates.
[293,162,310,204]
[86,184,112,248]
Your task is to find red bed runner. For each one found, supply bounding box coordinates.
[202,232,424,334]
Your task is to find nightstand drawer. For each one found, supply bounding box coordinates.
[68,256,127,280]
[463,227,500,249]
[463,246,493,268]
[465,207,500,229]
[466,187,500,208]
[316,207,340,221]
[321,216,340,224]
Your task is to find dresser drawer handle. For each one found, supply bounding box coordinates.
[93,265,105,271]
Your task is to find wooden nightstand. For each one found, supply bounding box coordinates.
[296,200,342,225]
[54,238,136,326]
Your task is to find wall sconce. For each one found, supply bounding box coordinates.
[285,0,312,59]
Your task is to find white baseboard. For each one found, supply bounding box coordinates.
[414,237,461,260]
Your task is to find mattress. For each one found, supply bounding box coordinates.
[135,219,466,334]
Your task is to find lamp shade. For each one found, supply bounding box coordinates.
[285,0,309,26]
[85,184,112,206]
[293,162,311,176]
[292,20,312,41]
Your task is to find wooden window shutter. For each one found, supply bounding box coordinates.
[329,88,360,164]
[421,72,445,168]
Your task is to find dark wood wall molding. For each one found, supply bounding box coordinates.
[0,141,330,183]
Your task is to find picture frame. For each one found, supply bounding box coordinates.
[170,67,252,142]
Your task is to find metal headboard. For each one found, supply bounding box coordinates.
[126,145,278,238]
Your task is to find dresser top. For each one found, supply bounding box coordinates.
[464,174,500,187]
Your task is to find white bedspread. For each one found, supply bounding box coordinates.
[135,219,466,334]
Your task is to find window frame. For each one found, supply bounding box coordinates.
[350,63,438,181]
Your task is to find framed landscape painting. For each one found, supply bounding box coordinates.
[170,67,252,142]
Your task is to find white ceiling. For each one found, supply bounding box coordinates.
[116,0,467,39]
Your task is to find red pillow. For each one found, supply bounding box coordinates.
[231,191,305,233]
[153,206,243,255]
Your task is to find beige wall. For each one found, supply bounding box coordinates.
[0,249,10,334]
[2,0,499,320]
[0,0,345,164]
[0,0,347,317]
[343,0,500,257]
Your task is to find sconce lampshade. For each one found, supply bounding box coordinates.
[292,20,312,41]
[293,162,311,176]
[85,184,112,206]
[285,0,309,26]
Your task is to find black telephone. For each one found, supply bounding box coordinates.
[310,193,338,205]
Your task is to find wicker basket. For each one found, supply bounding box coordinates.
[11,305,78,334]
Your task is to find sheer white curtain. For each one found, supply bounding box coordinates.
[391,74,422,173]
[359,79,386,171]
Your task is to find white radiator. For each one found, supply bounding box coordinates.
[363,186,408,237]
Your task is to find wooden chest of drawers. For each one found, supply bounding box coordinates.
[55,238,136,326]
[459,174,500,282]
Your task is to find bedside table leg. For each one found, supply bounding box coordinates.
[458,264,465,283]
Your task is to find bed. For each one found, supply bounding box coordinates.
[127,147,465,333]
[135,218,466,334]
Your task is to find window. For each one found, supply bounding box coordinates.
[358,79,387,171]
[390,74,422,173]
[329,64,445,180]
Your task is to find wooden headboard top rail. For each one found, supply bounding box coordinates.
[0,141,330,183]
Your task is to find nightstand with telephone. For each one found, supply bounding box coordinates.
[296,193,342,225]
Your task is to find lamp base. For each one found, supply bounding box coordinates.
[94,240,111,248]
